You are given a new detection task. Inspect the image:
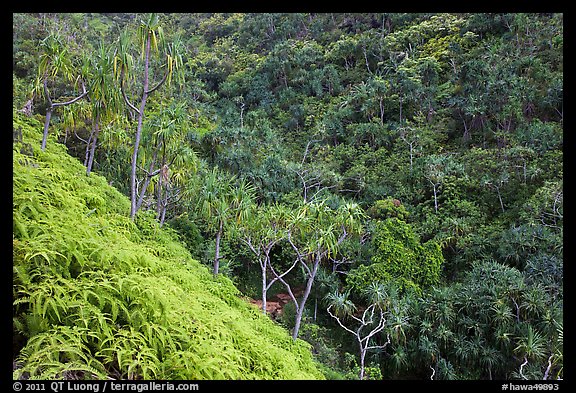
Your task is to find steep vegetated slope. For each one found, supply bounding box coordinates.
[12,111,324,380]
[12,12,563,380]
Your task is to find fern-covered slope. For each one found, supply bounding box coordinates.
[12,112,324,380]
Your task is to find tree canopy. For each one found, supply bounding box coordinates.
[13,12,562,381]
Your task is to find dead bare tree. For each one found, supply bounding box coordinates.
[327,301,391,380]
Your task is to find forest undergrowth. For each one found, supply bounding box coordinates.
[12,111,324,380]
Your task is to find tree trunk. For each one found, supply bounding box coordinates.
[433,183,438,213]
[156,148,166,220]
[130,31,152,219]
[136,143,160,212]
[130,102,148,218]
[86,113,100,175]
[409,142,414,174]
[359,344,367,380]
[463,117,471,142]
[291,255,320,340]
[41,109,53,151]
[83,128,94,167]
[313,297,317,322]
[496,186,505,213]
[261,264,268,314]
[379,96,385,126]
[213,222,223,275]
[158,187,169,227]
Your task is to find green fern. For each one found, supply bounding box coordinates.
[13,110,324,380]
[14,326,108,380]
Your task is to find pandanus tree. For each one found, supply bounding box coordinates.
[326,282,394,380]
[133,99,197,224]
[113,13,183,219]
[150,102,198,226]
[84,43,123,176]
[197,167,256,275]
[421,153,465,213]
[237,203,295,314]
[271,200,366,340]
[36,32,89,151]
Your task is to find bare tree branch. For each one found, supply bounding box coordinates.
[146,64,170,95]
[327,302,390,380]
[120,68,141,115]
[519,356,529,380]
[543,354,554,380]
[51,80,88,108]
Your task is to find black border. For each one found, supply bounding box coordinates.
[9,5,571,391]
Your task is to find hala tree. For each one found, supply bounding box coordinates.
[401,259,563,380]
[197,167,255,275]
[35,32,89,151]
[131,99,198,226]
[113,13,183,219]
[237,203,295,314]
[84,43,123,176]
[326,282,398,380]
[421,153,465,213]
[151,102,198,226]
[272,200,366,340]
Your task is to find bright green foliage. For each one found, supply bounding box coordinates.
[366,197,409,221]
[13,12,562,380]
[402,260,563,380]
[13,111,324,380]
[346,218,443,294]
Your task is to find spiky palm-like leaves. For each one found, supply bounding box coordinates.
[113,13,183,219]
[83,42,123,176]
[197,167,256,275]
[36,32,89,151]
[326,285,391,380]
[13,112,324,380]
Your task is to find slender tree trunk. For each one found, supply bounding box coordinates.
[136,144,160,212]
[433,183,438,213]
[496,186,505,213]
[84,128,94,167]
[362,45,372,75]
[261,264,268,314]
[409,142,414,174]
[86,113,100,175]
[130,32,152,219]
[314,297,317,322]
[291,255,320,340]
[156,176,163,219]
[359,344,367,380]
[158,184,170,227]
[130,108,148,217]
[156,145,166,220]
[463,117,471,142]
[379,96,385,126]
[213,221,223,275]
[41,109,53,151]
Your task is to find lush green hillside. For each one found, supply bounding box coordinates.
[12,111,324,380]
[13,13,562,380]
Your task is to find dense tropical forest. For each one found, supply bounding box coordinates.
[13,12,563,380]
